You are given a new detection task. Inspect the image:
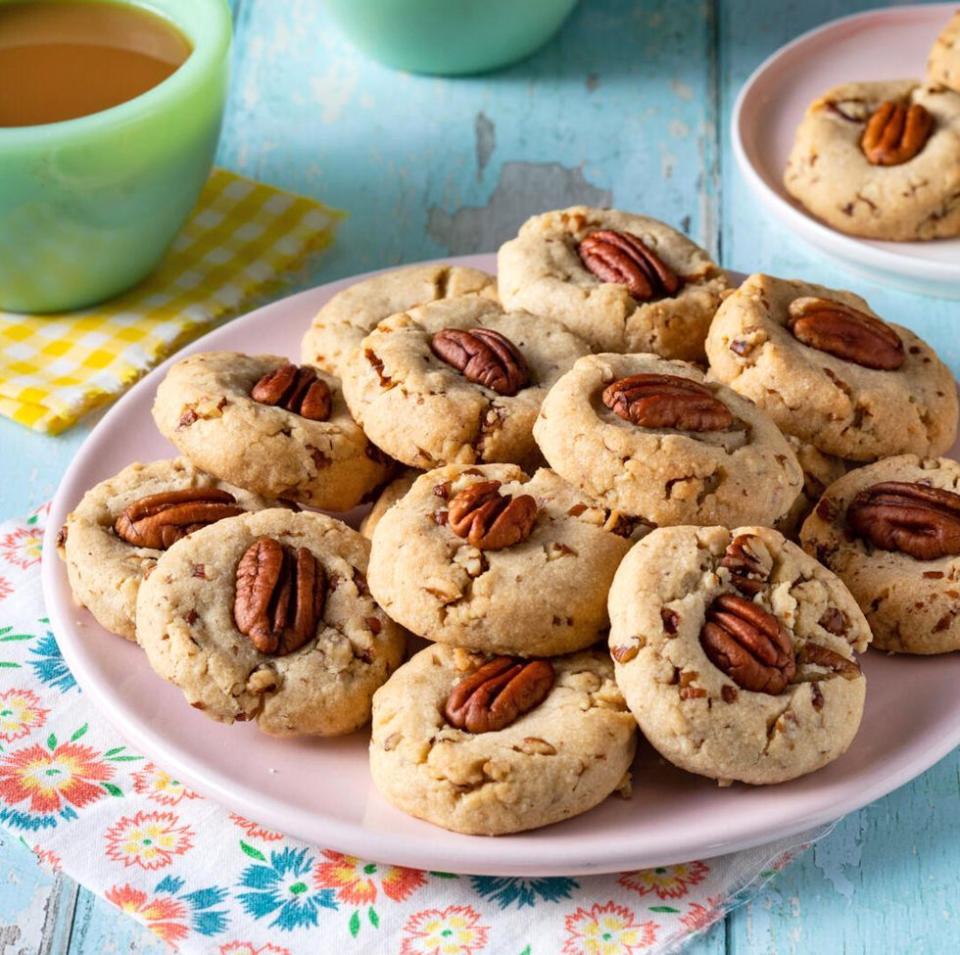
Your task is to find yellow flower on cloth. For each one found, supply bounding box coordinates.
[0,170,343,434]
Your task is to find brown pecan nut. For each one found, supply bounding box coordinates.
[796,642,861,681]
[447,481,538,550]
[430,327,530,396]
[577,230,682,301]
[114,488,243,549]
[786,297,904,371]
[720,534,772,596]
[602,373,733,432]
[444,656,554,733]
[846,481,960,560]
[861,100,934,166]
[700,594,796,694]
[251,363,332,420]
[234,537,326,655]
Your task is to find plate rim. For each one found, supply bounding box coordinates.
[731,2,960,290]
[40,253,960,876]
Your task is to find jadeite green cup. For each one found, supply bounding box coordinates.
[323,0,578,75]
[0,0,231,313]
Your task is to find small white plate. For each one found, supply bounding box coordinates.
[42,255,960,876]
[732,3,960,298]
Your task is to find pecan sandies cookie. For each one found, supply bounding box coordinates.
[608,525,870,785]
[801,455,960,655]
[301,263,497,376]
[533,353,802,527]
[153,351,392,511]
[497,206,728,361]
[369,645,636,834]
[367,464,647,657]
[57,458,271,640]
[340,296,588,470]
[706,274,958,461]
[136,509,405,736]
[928,11,960,93]
[784,79,960,240]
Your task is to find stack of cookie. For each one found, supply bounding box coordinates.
[57,202,959,837]
[785,10,960,240]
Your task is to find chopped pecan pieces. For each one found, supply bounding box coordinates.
[447,481,538,550]
[577,230,682,301]
[602,373,733,432]
[251,363,332,420]
[796,642,861,680]
[786,297,904,371]
[847,481,960,560]
[861,100,934,166]
[720,534,771,596]
[444,656,554,733]
[430,327,530,396]
[234,537,326,655]
[700,594,795,694]
[114,488,243,549]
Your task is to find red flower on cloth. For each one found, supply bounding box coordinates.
[679,896,724,933]
[32,845,62,873]
[400,905,489,955]
[105,810,195,870]
[229,811,283,841]
[132,763,200,806]
[0,688,49,743]
[0,740,112,814]
[562,901,657,955]
[314,850,426,905]
[0,575,11,602]
[219,945,291,955]
[0,526,42,570]
[105,883,189,945]
[618,860,710,900]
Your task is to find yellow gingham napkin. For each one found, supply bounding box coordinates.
[0,169,344,434]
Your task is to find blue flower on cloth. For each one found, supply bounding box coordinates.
[29,631,77,694]
[470,875,580,909]
[155,875,230,937]
[236,846,337,930]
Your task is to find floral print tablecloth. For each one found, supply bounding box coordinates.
[0,505,822,954]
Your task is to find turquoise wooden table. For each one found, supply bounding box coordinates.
[2,1,958,951]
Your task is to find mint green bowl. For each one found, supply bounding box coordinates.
[323,0,578,75]
[0,0,231,313]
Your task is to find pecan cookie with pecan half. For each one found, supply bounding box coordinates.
[801,455,960,655]
[928,11,960,93]
[784,80,960,240]
[153,351,392,511]
[706,274,958,461]
[608,525,870,785]
[369,644,636,835]
[496,206,728,361]
[534,353,802,527]
[340,296,589,470]
[367,464,647,656]
[301,263,497,376]
[57,458,271,640]
[135,508,405,736]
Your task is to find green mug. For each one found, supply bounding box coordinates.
[0,0,231,313]
[323,0,579,75]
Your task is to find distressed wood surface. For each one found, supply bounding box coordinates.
[0,0,956,951]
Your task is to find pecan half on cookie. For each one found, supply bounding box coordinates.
[444,656,554,733]
[446,480,538,549]
[430,327,530,396]
[578,230,682,301]
[700,593,796,694]
[847,481,960,560]
[234,537,326,655]
[251,363,332,420]
[114,488,244,549]
[602,373,733,432]
[860,100,934,166]
[786,297,904,370]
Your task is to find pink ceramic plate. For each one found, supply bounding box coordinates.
[733,3,960,298]
[42,255,960,876]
